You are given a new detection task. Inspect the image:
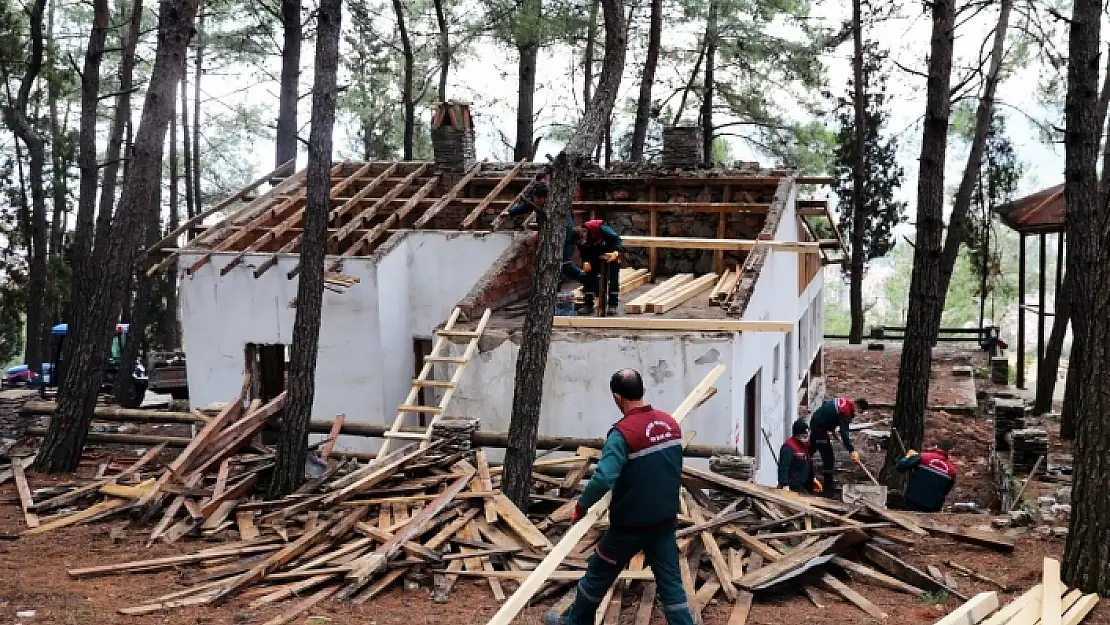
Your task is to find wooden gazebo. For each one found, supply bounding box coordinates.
[995,184,1065,389]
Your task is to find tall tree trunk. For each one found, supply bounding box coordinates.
[1051,53,1110,421]
[932,0,1012,333]
[165,90,181,349]
[392,0,414,160]
[672,43,706,127]
[582,0,598,114]
[513,0,540,161]
[433,0,449,102]
[33,0,200,473]
[192,10,203,212]
[46,0,67,262]
[1061,0,1110,593]
[270,0,341,498]
[275,0,300,168]
[700,1,717,165]
[70,0,110,324]
[93,0,141,257]
[1036,273,1070,415]
[879,0,955,488]
[115,161,163,407]
[502,0,627,512]
[180,73,194,220]
[1,0,48,373]
[847,0,867,345]
[629,0,661,162]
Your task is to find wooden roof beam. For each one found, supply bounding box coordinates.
[621,235,823,253]
[461,159,526,228]
[323,176,441,275]
[220,162,386,275]
[412,163,483,229]
[185,164,342,276]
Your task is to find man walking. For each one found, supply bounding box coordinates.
[544,369,694,625]
[896,439,957,512]
[808,395,869,495]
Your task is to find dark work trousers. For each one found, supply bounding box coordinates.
[564,256,620,307]
[809,430,836,496]
[564,527,694,625]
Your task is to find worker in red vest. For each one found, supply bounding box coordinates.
[896,439,957,512]
[777,419,822,494]
[568,220,623,315]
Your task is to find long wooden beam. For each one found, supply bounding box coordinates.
[186,163,344,275]
[620,235,825,252]
[461,159,526,228]
[221,162,384,275]
[327,176,441,272]
[553,317,793,332]
[485,365,726,625]
[142,158,295,264]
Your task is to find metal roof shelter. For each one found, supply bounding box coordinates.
[995,184,1066,389]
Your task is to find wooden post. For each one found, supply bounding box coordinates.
[715,186,729,273]
[1056,230,1065,294]
[1017,233,1026,389]
[648,185,658,276]
[1038,233,1047,370]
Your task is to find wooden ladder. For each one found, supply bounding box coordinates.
[375,307,492,459]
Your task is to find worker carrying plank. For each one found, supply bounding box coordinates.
[778,419,822,494]
[543,369,695,625]
[808,395,869,496]
[895,439,957,512]
[568,220,623,315]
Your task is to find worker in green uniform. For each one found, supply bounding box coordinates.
[543,369,694,625]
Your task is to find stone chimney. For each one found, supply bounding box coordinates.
[431,100,476,171]
[661,126,703,169]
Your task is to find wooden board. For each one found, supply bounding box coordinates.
[934,592,1000,625]
[553,317,794,332]
[12,462,38,528]
[819,573,887,620]
[484,365,726,625]
[981,585,1042,625]
[649,273,720,313]
[917,519,1016,553]
[1062,595,1099,625]
[1041,559,1062,625]
[625,274,693,314]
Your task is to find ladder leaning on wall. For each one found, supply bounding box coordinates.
[375,307,493,459]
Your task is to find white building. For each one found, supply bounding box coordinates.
[166,107,843,486]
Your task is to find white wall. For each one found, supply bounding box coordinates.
[178,252,385,454]
[177,231,515,454]
[451,332,736,462]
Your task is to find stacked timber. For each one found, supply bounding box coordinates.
[1010,428,1049,474]
[710,267,742,305]
[624,273,718,314]
[571,268,651,304]
[994,398,1026,452]
[929,559,1098,625]
[710,453,756,481]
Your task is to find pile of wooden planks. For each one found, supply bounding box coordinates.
[572,268,652,304]
[710,266,741,305]
[489,458,1024,625]
[931,559,1098,625]
[624,273,719,314]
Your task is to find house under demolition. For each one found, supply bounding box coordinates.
[156,102,847,486]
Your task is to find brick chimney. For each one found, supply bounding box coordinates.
[431,100,476,171]
[661,126,703,169]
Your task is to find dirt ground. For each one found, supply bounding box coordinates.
[0,345,1104,625]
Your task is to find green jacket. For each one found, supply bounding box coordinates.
[578,405,684,529]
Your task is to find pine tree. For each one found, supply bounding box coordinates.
[832,43,905,342]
